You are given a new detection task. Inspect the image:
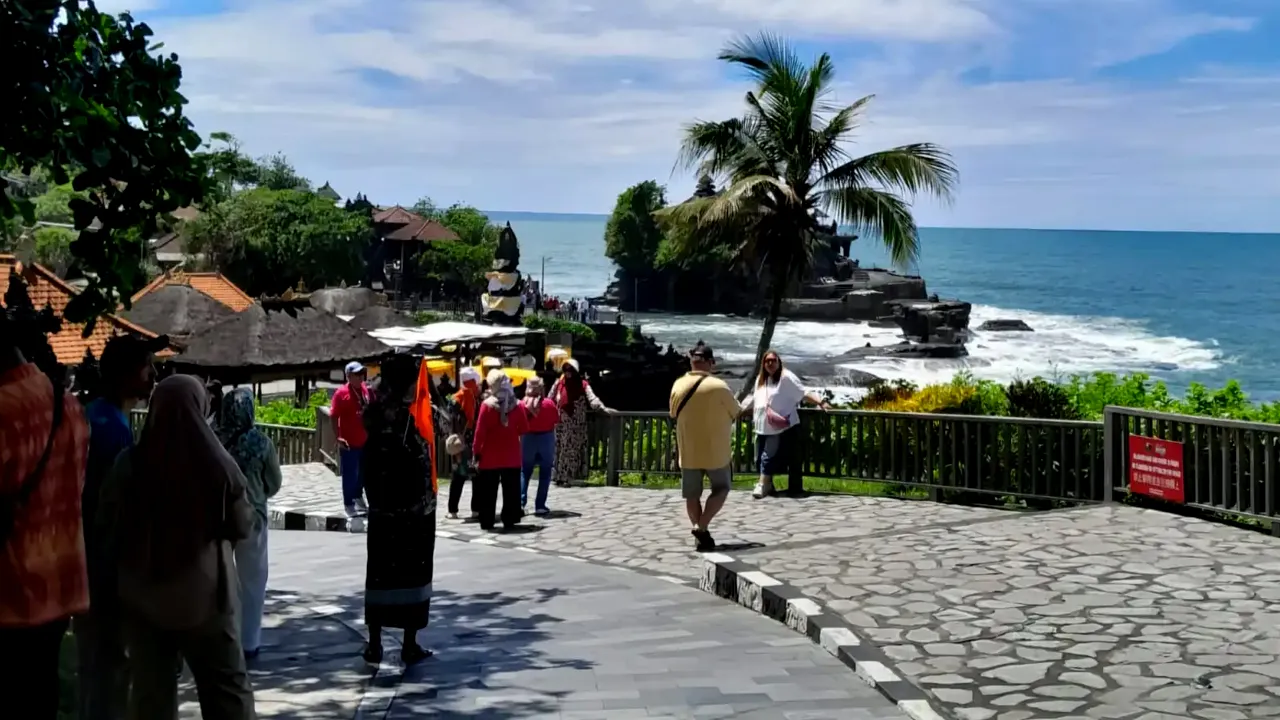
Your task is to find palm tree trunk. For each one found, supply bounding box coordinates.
[738,282,784,401]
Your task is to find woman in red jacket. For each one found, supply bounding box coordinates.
[471,370,529,530]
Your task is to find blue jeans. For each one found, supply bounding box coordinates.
[521,431,556,510]
[339,447,364,506]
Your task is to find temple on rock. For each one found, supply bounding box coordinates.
[481,223,526,324]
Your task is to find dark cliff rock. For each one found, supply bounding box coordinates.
[888,299,972,342]
[836,341,969,361]
[978,318,1034,332]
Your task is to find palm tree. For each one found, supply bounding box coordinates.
[657,34,958,395]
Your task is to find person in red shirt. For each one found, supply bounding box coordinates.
[519,376,560,516]
[0,335,90,719]
[330,361,370,517]
[471,370,528,531]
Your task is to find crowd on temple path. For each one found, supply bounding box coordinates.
[537,295,599,323]
[2,315,831,719]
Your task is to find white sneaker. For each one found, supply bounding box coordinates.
[354,497,369,514]
[752,481,774,499]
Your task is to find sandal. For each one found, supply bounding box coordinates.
[401,644,432,665]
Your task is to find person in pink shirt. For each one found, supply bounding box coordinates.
[519,377,560,516]
[330,361,370,517]
[471,370,528,531]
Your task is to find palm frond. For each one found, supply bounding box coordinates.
[820,144,958,202]
[718,33,805,99]
[822,187,921,268]
[812,95,874,177]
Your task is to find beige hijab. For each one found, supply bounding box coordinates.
[118,374,247,579]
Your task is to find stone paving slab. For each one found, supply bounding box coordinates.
[274,463,1008,579]
[245,529,909,720]
[733,504,1280,720]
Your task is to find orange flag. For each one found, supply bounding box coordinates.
[409,358,438,493]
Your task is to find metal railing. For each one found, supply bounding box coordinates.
[130,410,320,466]
[590,410,1107,503]
[303,402,1280,524]
[1105,407,1280,524]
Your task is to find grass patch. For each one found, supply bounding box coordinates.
[579,471,929,499]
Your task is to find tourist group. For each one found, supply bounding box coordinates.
[2,323,831,719]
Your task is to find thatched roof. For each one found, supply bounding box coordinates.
[309,286,381,315]
[122,285,236,340]
[171,305,392,374]
[348,305,414,330]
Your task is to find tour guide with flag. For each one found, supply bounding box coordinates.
[359,353,437,665]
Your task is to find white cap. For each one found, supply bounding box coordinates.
[344,361,365,375]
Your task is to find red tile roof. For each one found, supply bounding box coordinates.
[0,255,172,365]
[131,271,255,312]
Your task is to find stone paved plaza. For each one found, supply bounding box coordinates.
[214,528,904,719]
[274,464,1280,719]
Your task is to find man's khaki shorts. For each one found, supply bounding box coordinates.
[680,466,732,499]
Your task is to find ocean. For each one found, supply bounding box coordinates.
[486,212,1280,401]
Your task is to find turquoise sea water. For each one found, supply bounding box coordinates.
[486,212,1280,401]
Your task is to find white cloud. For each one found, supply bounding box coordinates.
[137,0,1279,231]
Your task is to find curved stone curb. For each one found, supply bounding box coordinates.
[268,506,699,590]
[699,552,948,720]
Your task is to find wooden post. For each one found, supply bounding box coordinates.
[606,415,623,487]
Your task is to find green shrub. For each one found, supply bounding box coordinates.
[412,310,447,325]
[255,389,329,428]
[521,314,596,341]
[1006,377,1078,420]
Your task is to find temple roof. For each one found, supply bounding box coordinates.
[121,284,237,341]
[0,255,172,365]
[131,271,255,312]
[371,206,460,243]
[171,305,393,373]
[316,182,341,202]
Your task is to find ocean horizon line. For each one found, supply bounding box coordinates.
[482,210,1280,237]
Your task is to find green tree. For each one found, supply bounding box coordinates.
[657,34,957,394]
[410,198,501,293]
[196,132,262,202]
[254,153,311,192]
[604,180,667,275]
[185,188,368,296]
[1,1,210,326]
[33,226,77,274]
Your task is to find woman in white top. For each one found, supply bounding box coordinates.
[740,351,831,498]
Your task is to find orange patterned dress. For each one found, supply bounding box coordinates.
[0,363,89,627]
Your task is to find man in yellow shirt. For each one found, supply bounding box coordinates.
[669,342,741,551]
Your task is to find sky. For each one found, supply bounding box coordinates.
[100,0,1280,232]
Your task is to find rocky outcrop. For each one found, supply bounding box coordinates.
[978,318,1034,332]
[780,269,930,322]
[887,299,972,342]
[836,341,969,361]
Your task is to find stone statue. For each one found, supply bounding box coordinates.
[481,222,526,324]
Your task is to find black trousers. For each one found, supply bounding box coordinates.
[474,468,522,529]
[0,617,70,720]
[447,468,478,516]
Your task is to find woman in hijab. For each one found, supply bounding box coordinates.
[220,389,283,659]
[549,359,612,486]
[97,375,256,720]
[445,366,482,519]
[472,369,528,530]
[360,354,436,665]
